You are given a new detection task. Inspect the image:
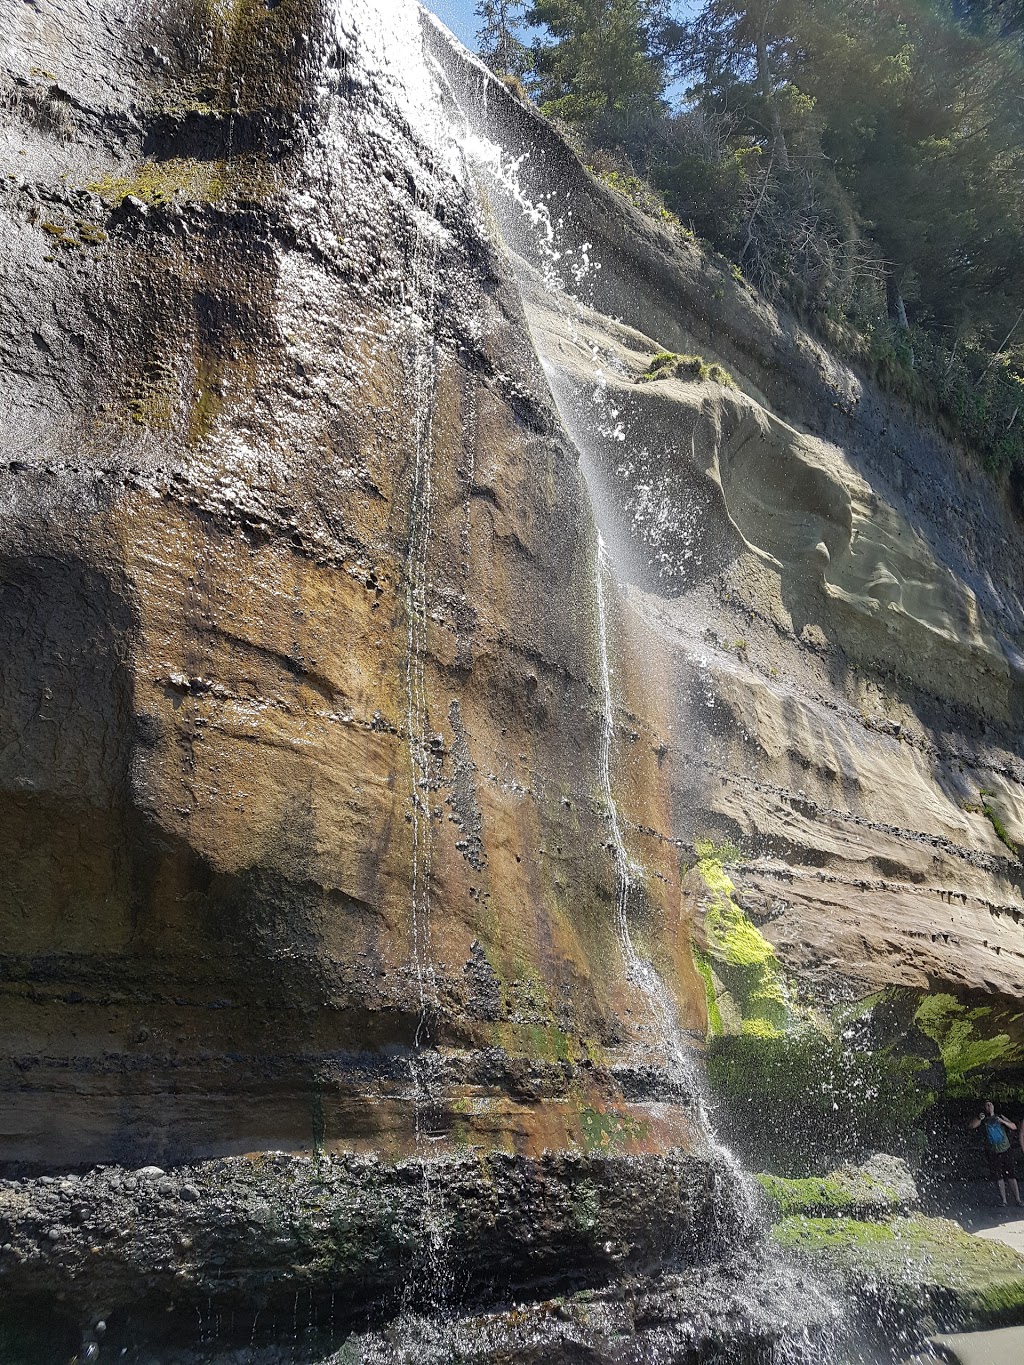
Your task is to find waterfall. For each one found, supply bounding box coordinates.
[425,0,774,1266]
[319,4,834,1354]
[433,20,711,1138]
[595,535,759,1229]
[593,539,702,1102]
[403,158,441,1056]
[322,0,465,1312]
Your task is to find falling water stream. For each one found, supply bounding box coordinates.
[414,10,843,1358]
[433,22,758,1192]
[78,4,852,1358]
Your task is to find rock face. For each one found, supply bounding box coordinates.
[4,0,1024,1350]
[433,41,1024,1056]
[0,0,701,1173]
[0,1151,743,1344]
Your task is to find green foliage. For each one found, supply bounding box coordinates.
[638,350,738,386]
[868,324,1024,476]
[588,156,685,228]
[519,0,1024,474]
[915,993,1020,1095]
[706,1024,934,1173]
[476,0,533,78]
[527,0,665,128]
[976,788,1021,854]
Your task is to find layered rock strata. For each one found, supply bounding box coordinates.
[0,1150,745,1347]
[4,0,1024,1354]
[429,25,1024,1049]
[0,0,700,1173]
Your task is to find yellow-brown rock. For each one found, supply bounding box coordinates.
[0,0,704,1172]
[3,0,1024,1193]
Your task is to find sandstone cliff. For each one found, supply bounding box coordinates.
[2,0,1024,1351]
[0,0,707,1174]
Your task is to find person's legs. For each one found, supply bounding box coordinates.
[998,1176,1008,1204]
[1002,1150,1023,1205]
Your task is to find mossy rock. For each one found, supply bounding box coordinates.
[916,992,1024,1097]
[756,1153,919,1220]
[85,157,272,207]
[771,1213,1024,1329]
[691,840,791,1039]
[637,350,737,388]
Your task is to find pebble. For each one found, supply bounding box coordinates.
[180,1184,201,1203]
[137,1166,165,1179]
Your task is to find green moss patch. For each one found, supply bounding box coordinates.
[85,156,273,208]
[692,839,790,1036]
[706,1023,934,1175]
[772,1214,1024,1327]
[638,351,736,387]
[978,788,1020,857]
[578,1105,650,1152]
[87,158,229,206]
[37,218,106,250]
[693,948,723,1037]
[756,1155,917,1220]
[588,163,685,232]
[916,993,1021,1097]
[691,842,942,1174]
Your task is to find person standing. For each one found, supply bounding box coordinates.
[969,1100,1023,1206]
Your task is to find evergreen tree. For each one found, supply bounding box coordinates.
[527,0,666,126]
[662,0,798,167]
[520,0,1024,471]
[476,0,532,78]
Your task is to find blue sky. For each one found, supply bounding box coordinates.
[426,1,481,48]
[424,2,692,60]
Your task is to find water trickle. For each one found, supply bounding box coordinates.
[403,152,441,1059]
[428,0,769,1245]
[594,536,758,1230]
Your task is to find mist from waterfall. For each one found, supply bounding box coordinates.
[412,9,847,1360]
[424,4,743,1165]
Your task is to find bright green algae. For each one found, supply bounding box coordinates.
[771,1214,1024,1325]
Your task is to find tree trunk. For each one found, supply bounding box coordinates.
[894,287,914,368]
[756,9,789,171]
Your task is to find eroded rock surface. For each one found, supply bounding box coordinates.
[442,56,1024,1043]
[5,0,1024,1355]
[0,1150,740,1343]
[0,0,701,1173]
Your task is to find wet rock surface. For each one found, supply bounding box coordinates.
[0,1149,750,1347]
[757,1155,921,1221]
[0,0,704,1172]
[4,0,1024,1358]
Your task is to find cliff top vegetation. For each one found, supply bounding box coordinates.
[475,0,1024,480]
